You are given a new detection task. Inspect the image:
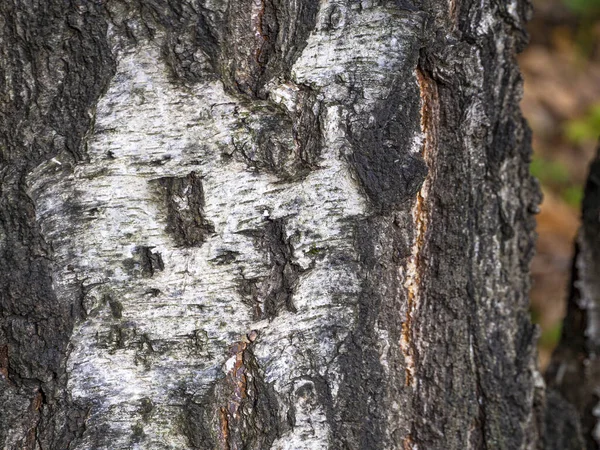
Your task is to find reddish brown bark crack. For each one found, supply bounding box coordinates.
[448,0,459,29]
[401,69,439,387]
[184,331,279,449]
[254,0,270,65]
[217,340,250,450]
[0,345,9,382]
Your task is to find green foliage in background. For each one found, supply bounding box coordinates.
[562,185,584,207]
[565,103,600,144]
[563,0,600,15]
[530,157,570,185]
[530,309,564,348]
[530,156,585,208]
[540,322,564,347]
[561,0,600,57]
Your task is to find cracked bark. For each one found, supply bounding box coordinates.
[1,0,547,449]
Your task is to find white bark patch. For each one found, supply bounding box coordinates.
[24,1,427,446]
[475,0,496,36]
[293,5,420,96]
[27,38,367,447]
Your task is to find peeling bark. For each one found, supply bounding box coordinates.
[1,0,545,449]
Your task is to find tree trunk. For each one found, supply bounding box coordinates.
[545,144,600,450]
[0,1,543,449]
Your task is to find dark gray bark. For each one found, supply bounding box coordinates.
[546,145,600,450]
[0,1,544,449]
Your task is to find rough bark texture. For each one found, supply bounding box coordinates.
[546,145,600,450]
[1,0,542,449]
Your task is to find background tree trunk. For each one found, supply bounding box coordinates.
[0,1,543,449]
[545,144,600,450]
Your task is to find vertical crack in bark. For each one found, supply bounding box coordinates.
[401,68,439,388]
[221,0,318,98]
[254,0,270,67]
[183,332,280,450]
[224,0,276,97]
[0,345,9,381]
[448,0,459,28]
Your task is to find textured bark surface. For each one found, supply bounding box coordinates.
[546,145,600,450]
[0,1,542,449]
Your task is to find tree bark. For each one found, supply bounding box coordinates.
[0,1,543,449]
[546,144,600,450]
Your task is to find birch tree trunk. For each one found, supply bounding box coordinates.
[0,0,544,449]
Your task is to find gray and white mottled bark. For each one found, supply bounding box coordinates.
[1,0,543,449]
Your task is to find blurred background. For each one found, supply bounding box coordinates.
[523,0,600,369]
